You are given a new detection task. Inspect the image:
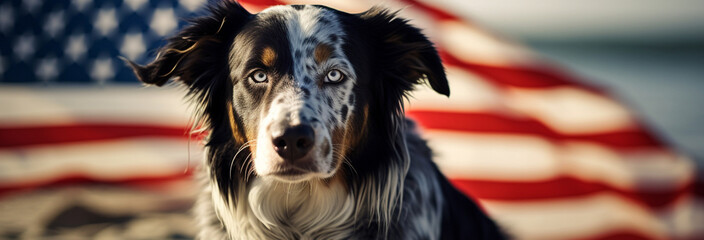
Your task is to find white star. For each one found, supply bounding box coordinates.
[91,58,114,84]
[44,11,65,38]
[14,34,35,62]
[23,0,41,13]
[95,8,118,36]
[65,34,87,62]
[150,8,177,36]
[36,57,60,82]
[121,33,146,61]
[0,4,14,33]
[124,0,147,11]
[179,0,206,12]
[72,0,91,12]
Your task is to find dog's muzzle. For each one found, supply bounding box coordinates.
[254,89,336,182]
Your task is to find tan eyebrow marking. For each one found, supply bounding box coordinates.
[261,46,277,67]
[314,43,333,64]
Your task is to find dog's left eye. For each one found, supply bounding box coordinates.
[324,69,344,83]
[249,70,268,83]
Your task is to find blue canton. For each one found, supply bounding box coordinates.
[0,0,207,84]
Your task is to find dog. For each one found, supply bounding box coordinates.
[126,1,504,239]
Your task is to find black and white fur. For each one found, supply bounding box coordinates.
[126,1,504,239]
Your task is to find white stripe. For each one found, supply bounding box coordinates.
[505,87,636,134]
[438,20,536,66]
[424,130,694,191]
[406,66,503,112]
[483,193,669,240]
[0,138,203,186]
[0,86,191,127]
[406,67,638,135]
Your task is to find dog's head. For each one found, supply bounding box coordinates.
[127,2,448,183]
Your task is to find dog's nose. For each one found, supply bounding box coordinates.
[272,124,315,161]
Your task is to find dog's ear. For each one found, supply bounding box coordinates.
[360,7,450,97]
[124,2,251,86]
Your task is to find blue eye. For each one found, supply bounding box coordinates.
[250,70,268,83]
[324,69,344,83]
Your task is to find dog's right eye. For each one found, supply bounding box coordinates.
[249,70,268,83]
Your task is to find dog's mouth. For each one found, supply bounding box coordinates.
[253,136,338,183]
[273,168,308,176]
[267,161,320,182]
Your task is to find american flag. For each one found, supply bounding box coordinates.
[0,0,702,239]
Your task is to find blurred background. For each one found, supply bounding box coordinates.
[0,0,702,239]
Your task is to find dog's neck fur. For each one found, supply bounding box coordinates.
[209,176,355,240]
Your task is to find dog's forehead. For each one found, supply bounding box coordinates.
[259,5,343,43]
[251,5,353,77]
[229,5,356,81]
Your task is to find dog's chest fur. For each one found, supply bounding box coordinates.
[213,178,355,239]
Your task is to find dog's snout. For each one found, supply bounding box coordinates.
[272,124,315,161]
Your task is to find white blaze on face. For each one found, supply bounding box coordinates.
[253,6,357,181]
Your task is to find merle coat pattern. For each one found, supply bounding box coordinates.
[126,1,505,239]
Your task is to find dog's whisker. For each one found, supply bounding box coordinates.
[242,152,254,181]
[332,144,352,153]
[332,147,357,176]
[342,158,356,176]
[228,153,240,178]
[230,141,255,178]
[236,141,256,173]
[239,151,254,176]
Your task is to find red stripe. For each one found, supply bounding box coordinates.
[407,110,665,149]
[398,0,457,21]
[0,171,193,197]
[451,177,692,209]
[243,0,282,6]
[0,124,188,148]
[439,51,604,91]
[695,178,704,197]
[238,0,285,12]
[572,230,656,240]
[0,172,688,210]
[0,171,688,211]
[1,110,663,150]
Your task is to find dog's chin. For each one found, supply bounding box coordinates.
[268,167,338,183]
[268,171,316,183]
[256,158,337,183]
